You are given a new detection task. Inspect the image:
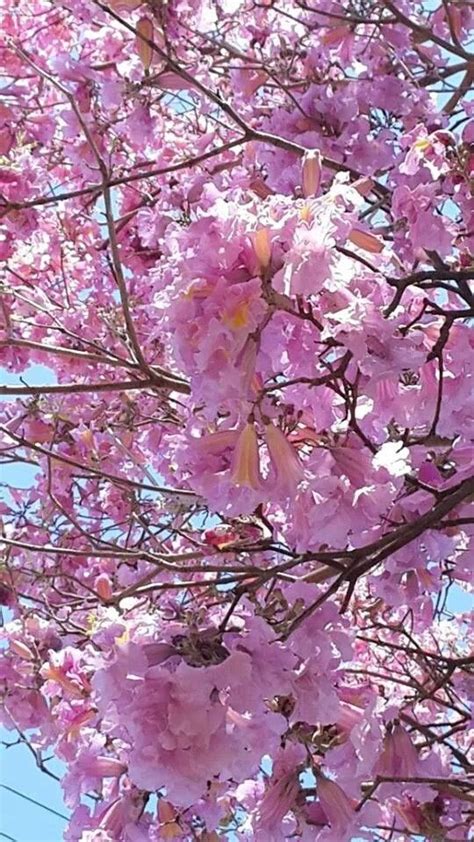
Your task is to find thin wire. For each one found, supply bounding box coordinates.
[0,784,68,820]
[0,833,18,842]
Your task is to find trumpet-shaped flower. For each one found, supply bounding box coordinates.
[265,423,304,493]
[375,721,420,777]
[230,423,263,489]
[317,771,355,833]
[330,444,373,487]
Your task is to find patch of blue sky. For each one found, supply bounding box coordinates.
[0,734,68,842]
[0,366,56,392]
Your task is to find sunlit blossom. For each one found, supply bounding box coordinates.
[265,423,304,493]
[230,423,263,490]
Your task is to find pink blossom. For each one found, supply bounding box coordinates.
[316,771,356,834]
[329,443,373,487]
[265,423,304,493]
[375,721,420,777]
[256,765,300,833]
[0,4,472,840]
[231,423,263,490]
[98,792,145,835]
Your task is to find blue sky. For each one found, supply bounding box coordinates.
[0,737,68,842]
[1,365,68,841]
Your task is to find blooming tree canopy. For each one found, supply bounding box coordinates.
[0,0,473,839]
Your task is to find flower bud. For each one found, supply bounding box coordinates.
[136,17,154,70]
[302,149,322,198]
[110,0,142,8]
[252,227,272,271]
[95,574,113,601]
[10,639,35,660]
[348,228,384,253]
[91,757,127,778]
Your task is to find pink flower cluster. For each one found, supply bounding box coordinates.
[0,0,472,838]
